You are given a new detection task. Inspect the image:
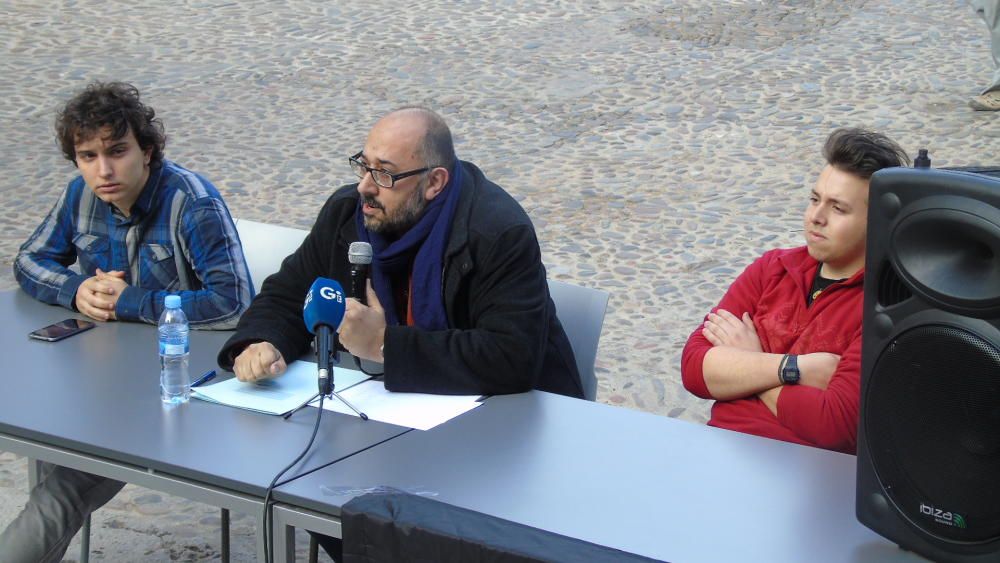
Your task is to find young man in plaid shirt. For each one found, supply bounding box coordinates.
[3,81,253,562]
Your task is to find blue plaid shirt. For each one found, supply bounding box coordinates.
[14,160,254,329]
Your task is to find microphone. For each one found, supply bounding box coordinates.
[303,278,346,395]
[348,242,373,304]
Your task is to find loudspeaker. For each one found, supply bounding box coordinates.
[856,167,1000,562]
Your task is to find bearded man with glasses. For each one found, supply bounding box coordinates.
[219,106,583,400]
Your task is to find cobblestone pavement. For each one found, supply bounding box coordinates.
[1,0,997,559]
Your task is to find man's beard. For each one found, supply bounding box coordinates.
[363,183,427,236]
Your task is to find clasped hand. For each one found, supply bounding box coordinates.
[74,269,127,321]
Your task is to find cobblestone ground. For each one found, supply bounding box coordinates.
[1,0,997,559]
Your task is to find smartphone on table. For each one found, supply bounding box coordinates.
[28,318,96,342]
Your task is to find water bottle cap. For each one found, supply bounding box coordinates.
[164,295,182,309]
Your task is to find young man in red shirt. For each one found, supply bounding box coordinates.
[681,128,909,454]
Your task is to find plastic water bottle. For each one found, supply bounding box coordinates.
[159,294,190,404]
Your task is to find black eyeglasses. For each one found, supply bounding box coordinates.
[349,151,428,189]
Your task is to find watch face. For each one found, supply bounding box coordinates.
[782,365,800,384]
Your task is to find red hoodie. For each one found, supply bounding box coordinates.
[681,246,864,454]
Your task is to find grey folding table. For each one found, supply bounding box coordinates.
[0,290,409,559]
[272,391,930,562]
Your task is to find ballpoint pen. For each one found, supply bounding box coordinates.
[191,369,216,388]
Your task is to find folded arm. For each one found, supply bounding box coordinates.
[770,332,863,452]
[682,254,838,401]
[682,255,772,399]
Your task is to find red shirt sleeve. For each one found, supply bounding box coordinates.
[775,329,862,453]
[681,252,773,399]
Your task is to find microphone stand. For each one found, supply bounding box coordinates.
[284,334,369,421]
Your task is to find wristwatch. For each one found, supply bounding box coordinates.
[779,354,800,385]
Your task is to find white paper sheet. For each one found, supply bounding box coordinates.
[192,361,369,415]
[317,380,483,430]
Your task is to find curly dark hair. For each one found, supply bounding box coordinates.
[823,127,909,179]
[55,81,166,167]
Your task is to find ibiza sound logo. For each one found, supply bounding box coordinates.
[919,502,967,529]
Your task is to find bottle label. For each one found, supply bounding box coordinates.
[160,342,189,355]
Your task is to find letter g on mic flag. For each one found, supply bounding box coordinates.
[303,278,346,334]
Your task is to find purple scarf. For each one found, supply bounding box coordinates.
[355,162,463,329]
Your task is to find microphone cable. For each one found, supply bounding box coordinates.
[261,392,392,561]
[261,393,326,563]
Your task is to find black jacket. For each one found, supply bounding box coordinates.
[218,161,583,398]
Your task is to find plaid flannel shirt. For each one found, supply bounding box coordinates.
[15,160,253,329]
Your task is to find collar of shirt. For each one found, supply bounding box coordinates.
[109,161,167,223]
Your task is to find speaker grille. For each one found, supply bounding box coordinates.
[877,261,912,307]
[866,324,1000,543]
